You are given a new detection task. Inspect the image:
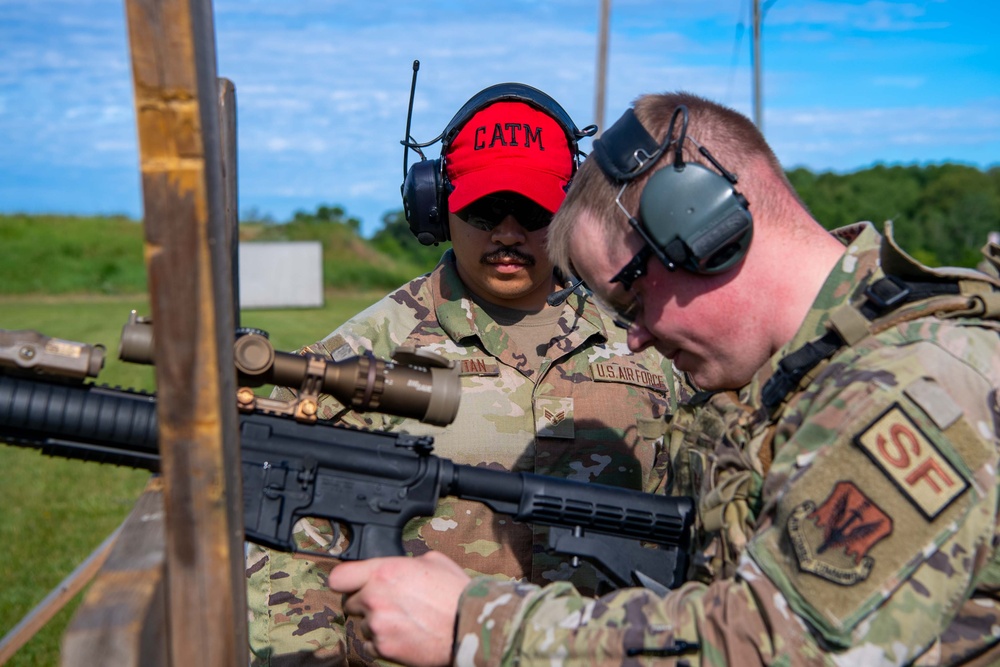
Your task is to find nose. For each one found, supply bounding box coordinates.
[490,214,528,245]
[626,321,655,353]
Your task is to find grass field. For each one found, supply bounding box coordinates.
[0,213,443,297]
[0,290,384,666]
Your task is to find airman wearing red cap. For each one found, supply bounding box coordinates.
[247,84,687,667]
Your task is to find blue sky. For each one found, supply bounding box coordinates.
[1,0,998,237]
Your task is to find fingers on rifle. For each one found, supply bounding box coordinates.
[327,559,375,594]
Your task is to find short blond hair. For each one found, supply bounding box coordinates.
[548,91,794,275]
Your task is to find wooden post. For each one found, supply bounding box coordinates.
[218,78,241,327]
[60,78,246,666]
[119,0,247,664]
[3,3,246,665]
[594,0,610,137]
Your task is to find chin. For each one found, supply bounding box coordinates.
[694,369,746,393]
[681,363,720,392]
[491,273,544,293]
[487,280,529,296]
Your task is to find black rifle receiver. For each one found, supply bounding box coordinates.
[0,326,693,591]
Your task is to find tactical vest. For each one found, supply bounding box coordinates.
[670,232,1000,584]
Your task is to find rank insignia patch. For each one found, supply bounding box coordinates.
[543,408,567,426]
[788,481,892,586]
[855,403,967,520]
[535,397,574,438]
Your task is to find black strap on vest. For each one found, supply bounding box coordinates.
[760,275,961,413]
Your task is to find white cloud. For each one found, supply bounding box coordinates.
[1,0,997,234]
[768,100,1000,171]
[767,0,949,32]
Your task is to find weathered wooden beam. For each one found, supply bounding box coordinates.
[218,77,240,327]
[62,479,168,667]
[58,74,245,666]
[120,0,247,664]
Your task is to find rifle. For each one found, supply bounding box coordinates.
[0,323,693,591]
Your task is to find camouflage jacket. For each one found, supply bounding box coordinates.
[454,222,1000,666]
[247,250,684,665]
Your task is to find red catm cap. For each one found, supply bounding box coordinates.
[445,101,573,214]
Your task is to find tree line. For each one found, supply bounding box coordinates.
[6,162,994,297]
[264,163,1000,270]
[787,163,1000,267]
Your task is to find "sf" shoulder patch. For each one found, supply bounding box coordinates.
[854,403,968,520]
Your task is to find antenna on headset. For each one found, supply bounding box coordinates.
[402,60,420,179]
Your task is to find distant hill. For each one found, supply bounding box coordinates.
[2,162,998,297]
[0,211,446,296]
[0,214,148,295]
[788,162,1000,268]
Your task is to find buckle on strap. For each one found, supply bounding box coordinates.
[864,275,911,312]
[761,330,843,413]
[863,275,962,317]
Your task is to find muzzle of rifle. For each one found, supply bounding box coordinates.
[0,329,106,380]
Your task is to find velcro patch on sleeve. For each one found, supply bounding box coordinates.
[854,403,968,520]
[787,481,893,586]
[590,359,666,392]
[315,334,354,361]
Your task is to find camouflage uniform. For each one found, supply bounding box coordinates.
[454,222,1000,666]
[247,249,685,665]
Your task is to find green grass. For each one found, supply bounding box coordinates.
[0,214,147,295]
[0,291,384,666]
[0,212,441,297]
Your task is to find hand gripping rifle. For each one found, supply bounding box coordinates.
[0,320,693,591]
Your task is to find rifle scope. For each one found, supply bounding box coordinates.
[118,313,460,426]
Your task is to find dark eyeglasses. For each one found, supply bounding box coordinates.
[456,193,553,232]
[610,244,654,292]
[612,293,643,330]
[594,244,652,330]
[591,285,644,331]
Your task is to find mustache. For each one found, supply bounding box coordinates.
[481,247,536,266]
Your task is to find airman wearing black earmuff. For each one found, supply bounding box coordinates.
[401,82,591,246]
[325,90,1000,667]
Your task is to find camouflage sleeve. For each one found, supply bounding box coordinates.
[246,542,357,666]
[453,565,825,666]
[247,368,383,666]
[747,336,1000,663]
[453,335,1000,666]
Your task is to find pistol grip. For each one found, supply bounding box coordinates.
[339,523,406,560]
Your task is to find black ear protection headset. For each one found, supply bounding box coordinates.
[592,104,753,275]
[400,79,596,246]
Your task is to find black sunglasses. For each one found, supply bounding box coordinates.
[610,243,654,292]
[456,193,553,232]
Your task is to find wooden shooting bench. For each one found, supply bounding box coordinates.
[1,0,249,664]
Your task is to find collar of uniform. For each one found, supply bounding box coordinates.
[429,249,609,354]
[744,222,882,404]
[539,287,609,363]
[430,249,492,342]
[796,221,882,345]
